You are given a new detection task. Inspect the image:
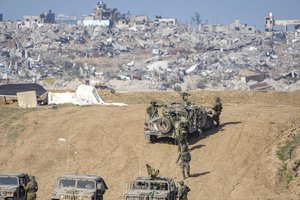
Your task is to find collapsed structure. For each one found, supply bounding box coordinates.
[0,7,299,92]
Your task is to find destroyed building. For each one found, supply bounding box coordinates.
[201,19,257,33]
[55,14,77,25]
[23,10,55,28]
[80,1,122,27]
[265,12,300,31]
[1,6,300,92]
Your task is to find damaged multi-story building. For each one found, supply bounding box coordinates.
[264,12,300,31]
[201,19,257,33]
[80,1,122,27]
[23,10,55,28]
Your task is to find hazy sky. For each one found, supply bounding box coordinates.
[0,0,299,30]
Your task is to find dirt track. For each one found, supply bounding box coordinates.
[0,90,300,199]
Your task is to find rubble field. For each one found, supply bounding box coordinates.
[0,90,299,199]
[1,23,300,91]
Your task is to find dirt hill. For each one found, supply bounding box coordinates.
[0,90,300,199]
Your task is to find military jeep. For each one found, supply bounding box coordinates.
[144,101,214,142]
[124,176,177,200]
[50,174,108,200]
[0,172,30,200]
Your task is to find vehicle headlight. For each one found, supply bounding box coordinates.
[59,194,65,199]
[6,191,14,196]
[0,191,5,196]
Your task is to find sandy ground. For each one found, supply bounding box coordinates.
[0,90,300,199]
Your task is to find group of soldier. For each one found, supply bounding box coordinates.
[146,93,223,200]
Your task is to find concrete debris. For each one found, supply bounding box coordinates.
[0,21,300,92]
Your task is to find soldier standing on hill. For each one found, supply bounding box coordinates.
[25,176,38,200]
[178,181,190,200]
[176,144,191,179]
[212,97,223,127]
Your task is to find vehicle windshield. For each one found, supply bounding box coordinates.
[0,177,18,186]
[132,181,168,191]
[59,179,95,189]
[77,180,95,189]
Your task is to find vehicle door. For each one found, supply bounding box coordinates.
[19,176,27,199]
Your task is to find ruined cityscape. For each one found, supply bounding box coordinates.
[0,2,299,92]
[0,1,300,200]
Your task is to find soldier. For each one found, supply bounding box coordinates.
[176,144,191,179]
[212,97,223,126]
[178,181,190,200]
[146,164,160,178]
[175,119,188,150]
[181,92,191,106]
[146,100,164,119]
[25,176,38,200]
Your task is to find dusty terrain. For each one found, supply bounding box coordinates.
[0,90,300,199]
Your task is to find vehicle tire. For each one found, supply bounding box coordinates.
[203,116,213,130]
[156,117,172,134]
[149,135,157,142]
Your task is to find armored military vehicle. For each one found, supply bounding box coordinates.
[0,172,30,200]
[144,101,214,142]
[124,176,177,200]
[50,174,108,200]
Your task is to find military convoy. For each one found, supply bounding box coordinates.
[124,176,178,200]
[144,100,214,142]
[50,174,108,200]
[0,172,30,200]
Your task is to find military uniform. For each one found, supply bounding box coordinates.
[146,164,160,178]
[181,92,191,107]
[212,97,223,126]
[146,101,164,119]
[176,145,191,179]
[178,181,190,200]
[25,176,38,200]
[176,124,187,146]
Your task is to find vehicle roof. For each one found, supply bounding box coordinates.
[0,172,28,177]
[58,173,102,181]
[133,176,174,182]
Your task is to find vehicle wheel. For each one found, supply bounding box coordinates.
[156,117,172,134]
[149,135,157,142]
[203,116,213,130]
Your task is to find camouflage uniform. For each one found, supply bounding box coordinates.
[175,118,188,150]
[146,164,160,178]
[176,145,191,179]
[178,181,190,200]
[25,176,38,200]
[146,101,165,119]
[182,92,191,107]
[212,97,223,126]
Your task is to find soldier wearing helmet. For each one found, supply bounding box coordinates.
[176,143,191,179]
[212,96,223,126]
[178,181,190,200]
[146,100,164,119]
[25,176,38,200]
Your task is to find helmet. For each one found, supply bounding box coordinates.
[150,100,157,105]
[215,97,221,102]
[179,181,184,185]
[29,176,35,181]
